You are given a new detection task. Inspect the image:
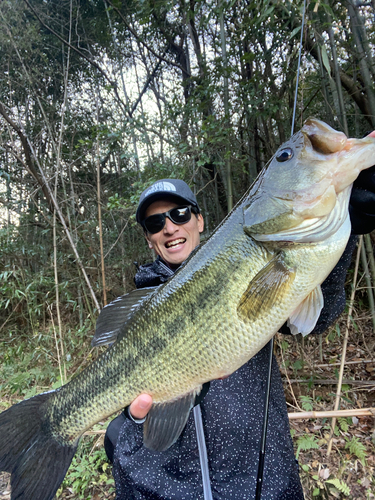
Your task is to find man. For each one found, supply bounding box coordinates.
[105,171,375,499]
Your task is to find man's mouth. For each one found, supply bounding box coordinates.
[165,238,186,249]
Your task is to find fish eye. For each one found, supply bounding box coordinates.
[276,148,294,162]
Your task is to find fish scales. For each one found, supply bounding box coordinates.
[1,118,375,500]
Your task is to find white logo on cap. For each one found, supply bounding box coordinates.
[144,181,177,197]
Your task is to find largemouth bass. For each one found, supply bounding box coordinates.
[1,119,374,500]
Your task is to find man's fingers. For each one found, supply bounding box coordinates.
[129,394,153,420]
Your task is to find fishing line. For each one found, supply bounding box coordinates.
[255,1,307,498]
[291,0,307,136]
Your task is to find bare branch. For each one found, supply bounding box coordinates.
[0,101,55,212]
[104,0,190,76]
[22,0,128,113]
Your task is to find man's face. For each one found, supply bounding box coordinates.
[144,200,204,267]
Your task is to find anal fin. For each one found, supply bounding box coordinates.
[143,389,199,452]
[287,285,324,336]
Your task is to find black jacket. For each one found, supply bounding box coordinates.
[111,236,357,499]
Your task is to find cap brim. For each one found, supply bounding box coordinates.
[136,193,198,224]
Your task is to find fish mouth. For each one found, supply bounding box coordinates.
[165,238,186,249]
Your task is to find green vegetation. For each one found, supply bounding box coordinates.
[57,434,115,499]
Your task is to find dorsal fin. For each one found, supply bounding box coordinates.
[92,287,159,346]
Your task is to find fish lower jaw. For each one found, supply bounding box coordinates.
[251,188,351,244]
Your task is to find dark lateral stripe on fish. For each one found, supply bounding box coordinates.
[45,333,172,433]
[46,247,250,437]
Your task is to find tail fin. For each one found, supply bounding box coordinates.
[0,392,78,500]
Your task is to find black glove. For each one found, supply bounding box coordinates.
[349,165,375,235]
[194,381,210,405]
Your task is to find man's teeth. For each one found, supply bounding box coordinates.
[166,239,185,248]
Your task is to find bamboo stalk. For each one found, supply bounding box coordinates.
[53,212,66,384]
[364,233,375,332]
[315,359,375,368]
[288,407,375,420]
[48,305,64,386]
[219,1,233,212]
[96,137,107,308]
[326,20,348,135]
[360,237,375,331]
[364,233,375,286]
[327,237,362,456]
[51,15,72,384]
[347,1,375,127]
[284,379,375,386]
[279,339,302,411]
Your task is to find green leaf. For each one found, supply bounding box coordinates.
[280,340,290,351]
[321,45,331,77]
[296,434,319,459]
[293,359,303,371]
[345,436,367,466]
[289,26,301,39]
[338,417,349,432]
[326,478,350,496]
[299,395,314,411]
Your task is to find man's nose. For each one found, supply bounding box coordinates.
[163,216,178,233]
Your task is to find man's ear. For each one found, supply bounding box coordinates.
[198,214,204,233]
[145,233,153,249]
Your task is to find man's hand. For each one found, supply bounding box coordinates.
[350,163,375,235]
[127,382,210,422]
[349,132,375,235]
[129,394,153,420]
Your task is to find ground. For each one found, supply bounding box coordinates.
[278,309,375,499]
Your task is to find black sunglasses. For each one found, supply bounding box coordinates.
[142,205,198,234]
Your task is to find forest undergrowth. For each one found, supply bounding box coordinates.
[277,311,375,500]
[0,292,374,499]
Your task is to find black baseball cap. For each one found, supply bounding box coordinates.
[136,179,200,224]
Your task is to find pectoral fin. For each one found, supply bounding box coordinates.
[287,285,324,336]
[143,389,199,451]
[238,255,296,322]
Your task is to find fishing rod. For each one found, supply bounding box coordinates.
[254,0,307,498]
